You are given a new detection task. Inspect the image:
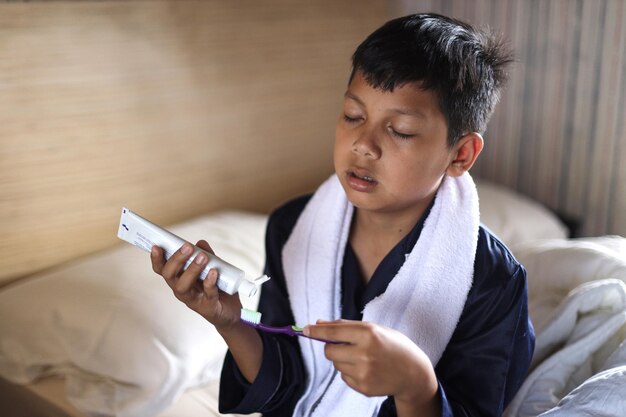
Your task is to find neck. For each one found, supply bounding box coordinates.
[348,197,433,284]
[352,198,433,243]
[353,211,414,244]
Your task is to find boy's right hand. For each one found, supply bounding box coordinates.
[150,239,242,331]
[152,240,264,383]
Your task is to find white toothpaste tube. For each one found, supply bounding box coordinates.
[117,207,269,297]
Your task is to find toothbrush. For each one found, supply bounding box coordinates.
[240,308,340,344]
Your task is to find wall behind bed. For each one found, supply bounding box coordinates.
[0,0,387,284]
[394,0,626,238]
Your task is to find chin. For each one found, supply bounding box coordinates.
[343,190,383,212]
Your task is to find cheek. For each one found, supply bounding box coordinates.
[385,150,444,183]
[335,123,351,144]
[334,126,352,156]
[333,143,340,171]
[333,130,346,170]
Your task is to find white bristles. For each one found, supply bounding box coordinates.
[240,308,262,325]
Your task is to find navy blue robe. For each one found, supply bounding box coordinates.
[219,195,534,417]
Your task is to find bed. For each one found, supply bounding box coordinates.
[2,3,626,416]
[2,178,625,417]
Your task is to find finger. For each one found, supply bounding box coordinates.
[324,343,360,367]
[202,268,221,300]
[150,245,166,274]
[340,372,360,393]
[160,242,194,283]
[173,250,209,296]
[196,239,215,255]
[304,320,364,344]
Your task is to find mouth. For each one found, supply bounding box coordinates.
[346,169,378,192]
[349,171,376,182]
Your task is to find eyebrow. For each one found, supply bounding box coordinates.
[344,91,427,119]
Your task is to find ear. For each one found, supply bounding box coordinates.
[446,132,484,177]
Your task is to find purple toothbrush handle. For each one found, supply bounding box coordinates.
[241,320,341,344]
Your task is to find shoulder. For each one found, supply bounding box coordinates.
[473,224,526,291]
[443,224,531,343]
[438,226,535,411]
[462,225,528,322]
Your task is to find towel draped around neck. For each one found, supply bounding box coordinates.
[282,173,479,417]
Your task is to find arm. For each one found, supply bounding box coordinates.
[150,240,263,382]
[219,196,311,415]
[435,262,534,416]
[150,235,306,415]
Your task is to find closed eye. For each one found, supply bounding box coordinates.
[343,114,362,123]
[389,128,415,139]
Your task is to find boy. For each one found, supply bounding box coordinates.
[151,13,534,417]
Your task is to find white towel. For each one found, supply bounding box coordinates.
[282,173,479,417]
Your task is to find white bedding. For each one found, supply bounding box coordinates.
[506,279,626,416]
[4,179,618,417]
[0,211,266,417]
[506,236,626,416]
[27,378,245,417]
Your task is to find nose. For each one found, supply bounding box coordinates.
[352,132,381,160]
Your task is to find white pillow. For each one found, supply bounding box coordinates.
[0,211,268,417]
[513,236,626,329]
[475,179,569,247]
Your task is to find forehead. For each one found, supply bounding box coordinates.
[345,72,442,120]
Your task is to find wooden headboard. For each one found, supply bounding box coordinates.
[0,0,386,284]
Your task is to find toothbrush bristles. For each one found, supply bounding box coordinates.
[240,308,262,325]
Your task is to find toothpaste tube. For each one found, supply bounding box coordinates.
[117,207,269,297]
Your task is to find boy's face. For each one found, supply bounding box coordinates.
[334,71,458,218]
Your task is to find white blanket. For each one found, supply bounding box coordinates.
[506,236,626,416]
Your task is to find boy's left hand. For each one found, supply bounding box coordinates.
[304,320,438,405]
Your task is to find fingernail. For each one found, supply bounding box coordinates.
[181,243,192,255]
[195,253,206,265]
[208,268,219,280]
[303,326,311,336]
[151,246,158,256]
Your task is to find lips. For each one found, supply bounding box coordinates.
[349,170,376,183]
[346,168,378,192]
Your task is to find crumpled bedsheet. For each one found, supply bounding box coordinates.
[505,236,626,416]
